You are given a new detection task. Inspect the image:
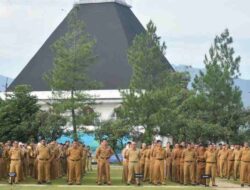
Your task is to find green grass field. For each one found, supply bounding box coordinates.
[0,166,211,190]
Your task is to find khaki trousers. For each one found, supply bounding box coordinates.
[205,163,216,186]
[219,159,227,177]
[68,160,81,184]
[234,160,240,180]
[98,159,110,183]
[143,159,150,181]
[196,161,206,185]
[240,161,250,185]
[153,159,165,184]
[184,161,195,185]
[37,160,50,182]
[10,160,21,183]
[122,161,128,183]
[128,161,139,184]
[227,160,234,179]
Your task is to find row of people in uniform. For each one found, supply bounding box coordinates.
[0,139,249,187]
[122,141,250,187]
[0,140,92,184]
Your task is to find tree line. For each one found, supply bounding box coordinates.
[0,10,249,146]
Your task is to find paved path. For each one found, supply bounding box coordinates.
[212,178,250,190]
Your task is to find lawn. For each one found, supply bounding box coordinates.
[0,166,211,190]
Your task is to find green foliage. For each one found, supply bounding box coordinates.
[189,29,244,143]
[0,85,40,142]
[44,8,100,140]
[128,20,171,91]
[119,20,190,143]
[35,110,67,142]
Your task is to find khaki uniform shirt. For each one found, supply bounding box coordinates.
[204,149,217,163]
[182,149,196,162]
[36,145,51,160]
[126,149,140,162]
[9,147,22,160]
[67,147,83,160]
[240,147,250,162]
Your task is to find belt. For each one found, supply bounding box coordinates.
[130,161,138,163]
[228,160,234,161]
[70,159,80,162]
[39,159,49,161]
[11,159,20,161]
[100,157,109,160]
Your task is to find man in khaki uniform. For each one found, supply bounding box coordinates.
[165,142,172,181]
[179,144,184,184]
[82,144,88,176]
[36,139,52,184]
[122,142,130,183]
[232,144,241,180]
[149,142,156,183]
[66,141,83,185]
[152,140,166,185]
[27,143,36,178]
[9,141,23,183]
[96,140,114,185]
[139,143,147,176]
[239,142,250,187]
[172,144,180,182]
[182,143,196,185]
[204,144,217,187]
[125,141,141,185]
[227,146,234,180]
[196,144,206,185]
[218,144,228,178]
[143,144,151,182]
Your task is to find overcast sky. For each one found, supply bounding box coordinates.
[0,0,250,79]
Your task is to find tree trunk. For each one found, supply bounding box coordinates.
[114,150,121,164]
[71,90,78,141]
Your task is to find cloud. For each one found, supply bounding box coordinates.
[0,0,249,79]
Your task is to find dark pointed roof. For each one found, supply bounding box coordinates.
[9,1,173,91]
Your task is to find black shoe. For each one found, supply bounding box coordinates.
[205,185,209,187]
[241,184,244,187]
[37,181,42,184]
[127,183,130,185]
[212,184,218,187]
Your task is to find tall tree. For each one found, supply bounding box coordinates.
[45,7,100,140]
[120,21,189,143]
[0,85,40,142]
[191,29,244,143]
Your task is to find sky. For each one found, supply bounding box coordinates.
[0,0,250,79]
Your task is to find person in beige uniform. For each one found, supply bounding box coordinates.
[143,144,151,182]
[36,139,52,184]
[152,140,166,185]
[66,141,83,185]
[227,146,234,180]
[165,142,172,181]
[239,142,250,187]
[122,142,131,183]
[232,144,241,180]
[196,144,206,185]
[182,143,196,185]
[96,140,114,185]
[81,144,88,176]
[139,143,147,177]
[204,144,217,187]
[218,144,228,178]
[9,141,23,183]
[125,141,141,186]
